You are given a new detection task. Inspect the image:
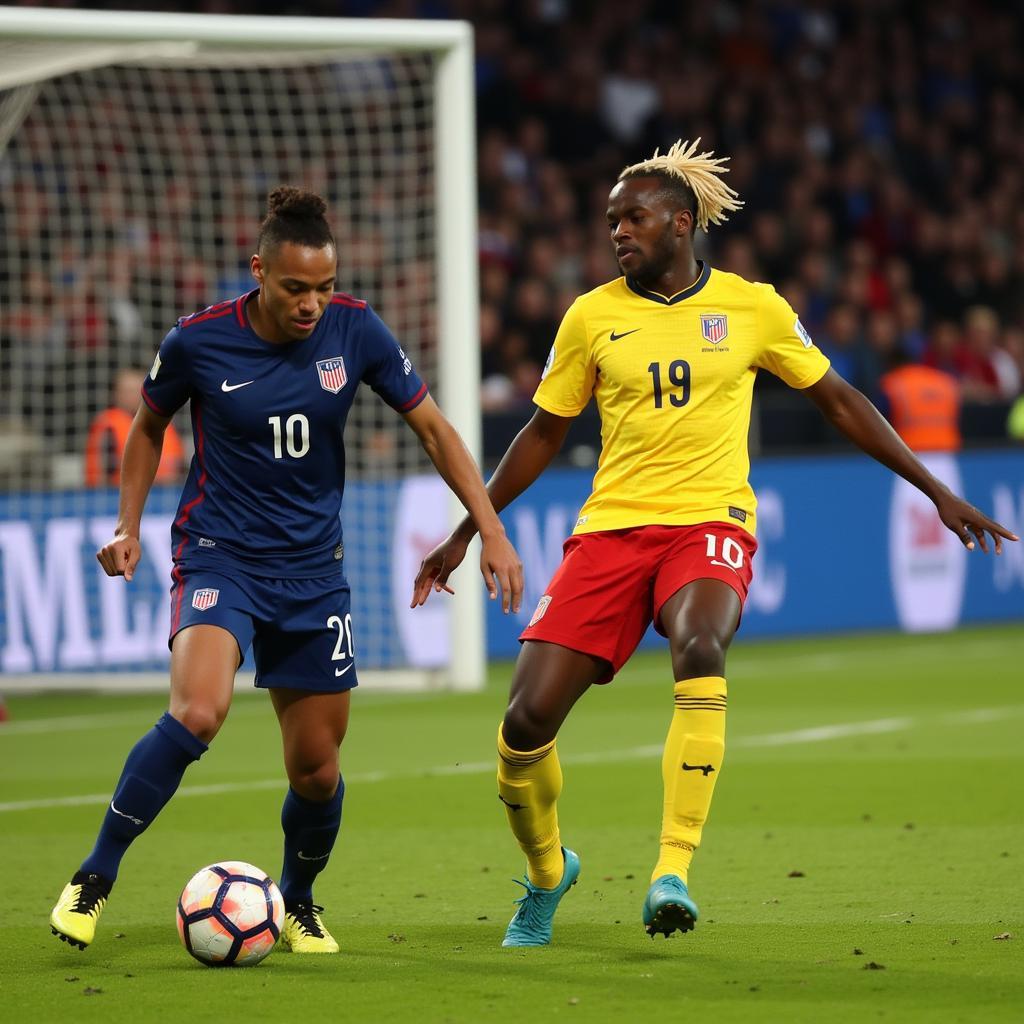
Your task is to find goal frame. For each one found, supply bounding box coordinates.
[0,5,484,691]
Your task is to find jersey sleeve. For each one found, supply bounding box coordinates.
[141,326,191,416]
[753,285,831,389]
[532,300,595,416]
[360,306,428,413]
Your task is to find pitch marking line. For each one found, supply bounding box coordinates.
[6,633,1021,731]
[1,707,1021,815]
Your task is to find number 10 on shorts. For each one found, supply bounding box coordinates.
[705,533,745,570]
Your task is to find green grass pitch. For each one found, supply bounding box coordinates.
[2,625,1022,1023]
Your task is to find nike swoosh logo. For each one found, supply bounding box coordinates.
[334,663,354,678]
[221,379,254,392]
[609,329,641,341]
[297,851,331,862]
[110,800,145,825]
[681,763,716,776]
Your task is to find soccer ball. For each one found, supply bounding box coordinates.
[176,861,285,967]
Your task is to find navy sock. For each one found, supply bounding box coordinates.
[80,712,207,883]
[279,777,344,904]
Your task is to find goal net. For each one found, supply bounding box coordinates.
[0,8,482,691]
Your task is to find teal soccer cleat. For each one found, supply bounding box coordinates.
[502,847,580,947]
[642,874,699,938]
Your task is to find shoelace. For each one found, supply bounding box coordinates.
[510,878,548,928]
[288,903,326,938]
[71,882,107,918]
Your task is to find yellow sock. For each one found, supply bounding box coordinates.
[496,723,564,889]
[652,676,727,884]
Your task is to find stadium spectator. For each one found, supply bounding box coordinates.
[879,348,962,452]
[962,306,1019,401]
[4,0,1024,457]
[83,368,185,488]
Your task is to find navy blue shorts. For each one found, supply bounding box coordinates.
[169,566,358,693]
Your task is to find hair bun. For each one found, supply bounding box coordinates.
[267,185,327,220]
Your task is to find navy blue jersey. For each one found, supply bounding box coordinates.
[142,288,427,578]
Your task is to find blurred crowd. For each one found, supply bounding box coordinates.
[466,0,1024,414]
[1,0,1022,464]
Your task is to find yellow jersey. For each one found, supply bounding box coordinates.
[533,263,830,537]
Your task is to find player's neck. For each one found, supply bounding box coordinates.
[246,293,289,345]
[635,256,701,301]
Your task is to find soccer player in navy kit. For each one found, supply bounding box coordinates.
[50,187,523,955]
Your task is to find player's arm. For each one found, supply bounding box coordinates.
[96,403,173,581]
[411,407,573,606]
[459,406,573,536]
[411,298,589,606]
[403,394,524,613]
[803,368,1018,553]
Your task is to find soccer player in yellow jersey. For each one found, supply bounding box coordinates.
[413,140,1018,946]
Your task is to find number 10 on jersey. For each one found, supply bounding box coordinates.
[268,414,310,458]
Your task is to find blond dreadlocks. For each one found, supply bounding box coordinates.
[618,138,744,233]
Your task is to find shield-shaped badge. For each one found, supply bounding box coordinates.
[700,314,728,345]
[317,357,348,394]
[191,588,219,611]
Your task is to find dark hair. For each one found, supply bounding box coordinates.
[618,169,698,225]
[257,186,335,256]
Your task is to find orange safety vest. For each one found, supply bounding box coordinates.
[84,407,185,487]
[879,365,961,452]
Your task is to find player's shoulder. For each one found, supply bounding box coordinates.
[568,276,630,317]
[320,291,370,331]
[578,277,629,305]
[177,294,247,333]
[707,267,780,306]
[329,290,368,311]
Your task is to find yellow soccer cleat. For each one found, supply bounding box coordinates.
[50,872,111,950]
[280,902,339,954]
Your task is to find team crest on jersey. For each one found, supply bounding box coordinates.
[316,357,348,394]
[191,588,219,611]
[700,314,729,345]
[528,595,552,627]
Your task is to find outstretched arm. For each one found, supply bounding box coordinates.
[411,406,574,606]
[802,369,1018,553]
[403,395,524,613]
[96,403,171,580]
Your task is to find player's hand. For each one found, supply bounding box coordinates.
[96,532,143,580]
[411,532,471,607]
[934,492,1019,554]
[479,531,524,615]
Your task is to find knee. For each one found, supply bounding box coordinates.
[171,701,229,745]
[503,695,557,751]
[288,757,340,802]
[671,631,728,680]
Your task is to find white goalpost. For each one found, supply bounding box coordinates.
[0,7,484,692]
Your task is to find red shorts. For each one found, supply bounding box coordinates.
[519,522,757,681]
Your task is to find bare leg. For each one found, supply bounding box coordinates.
[168,624,240,743]
[502,640,608,749]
